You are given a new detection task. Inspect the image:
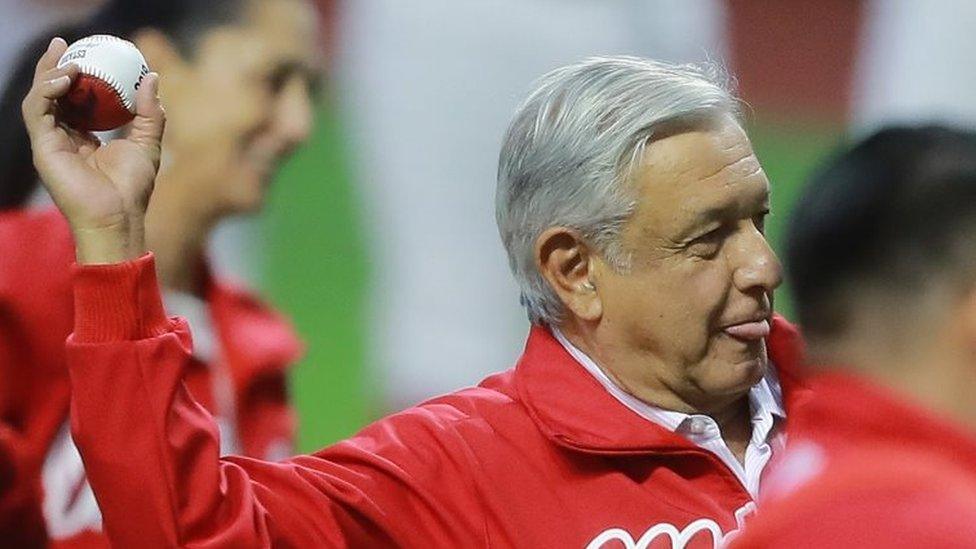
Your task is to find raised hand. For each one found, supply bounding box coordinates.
[21,37,165,264]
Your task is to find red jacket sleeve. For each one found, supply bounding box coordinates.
[67,255,485,548]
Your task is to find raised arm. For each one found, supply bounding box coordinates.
[25,37,483,547]
[65,260,484,546]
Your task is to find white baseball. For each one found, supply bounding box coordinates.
[57,34,149,113]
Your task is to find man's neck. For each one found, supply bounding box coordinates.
[712,397,752,464]
[145,172,215,296]
[812,335,976,433]
[807,297,976,431]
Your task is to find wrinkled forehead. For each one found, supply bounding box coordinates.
[628,116,769,234]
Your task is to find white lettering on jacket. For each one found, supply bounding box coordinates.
[585,502,756,549]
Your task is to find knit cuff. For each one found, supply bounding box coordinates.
[72,253,172,343]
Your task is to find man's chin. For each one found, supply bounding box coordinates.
[225,172,273,215]
[716,354,767,394]
[740,354,767,384]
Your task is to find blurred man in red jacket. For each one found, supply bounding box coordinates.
[0,306,46,548]
[732,127,976,547]
[23,41,810,546]
[0,0,321,545]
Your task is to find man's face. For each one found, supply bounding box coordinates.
[159,0,321,215]
[594,115,781,410]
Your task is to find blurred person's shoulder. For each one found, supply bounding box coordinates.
[0,207,74,310]
[736,445,976,547]
[765,371,976,498]
[0,207,74,276]
[781,371,976,470]
[735,372,976,547]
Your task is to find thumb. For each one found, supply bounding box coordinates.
[128,72,165,163]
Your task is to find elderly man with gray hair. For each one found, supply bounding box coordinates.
[23,44,806,547]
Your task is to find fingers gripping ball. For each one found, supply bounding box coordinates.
[56,35,150,132]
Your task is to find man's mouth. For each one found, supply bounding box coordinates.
[722,319,771,341]
[244,151,277,183]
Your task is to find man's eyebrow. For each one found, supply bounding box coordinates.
[271,61,325,96]
[271,61,313,79]
[675,194,771,241]
[673,204,729,241]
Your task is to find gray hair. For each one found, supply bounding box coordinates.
[495,56,739,325]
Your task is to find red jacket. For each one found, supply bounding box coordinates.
[732,373,976,548]
[0,209,302,547]
[0,418,47,548]
[66,254,808,548]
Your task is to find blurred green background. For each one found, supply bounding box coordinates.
[261,104,371,451]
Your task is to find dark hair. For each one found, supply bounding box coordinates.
[0,0,248,210]
[85,0,247,58]
[787,125,976,339]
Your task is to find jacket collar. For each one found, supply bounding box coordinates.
[514,315,810,454]
[204,273,304,389]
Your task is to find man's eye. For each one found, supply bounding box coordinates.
[687,227,725,258]
[267,71,290,94]
[265,63,302,94]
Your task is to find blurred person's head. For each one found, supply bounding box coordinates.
[0,0,321,217]
[93,0,321,219]
[788,125,976,425]
[496,57,781,415]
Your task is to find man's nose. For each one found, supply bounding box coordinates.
[274,77,314,147]
[731,225,784,294]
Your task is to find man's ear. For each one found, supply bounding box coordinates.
[130,28,185,80]
[535,227,603,322]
